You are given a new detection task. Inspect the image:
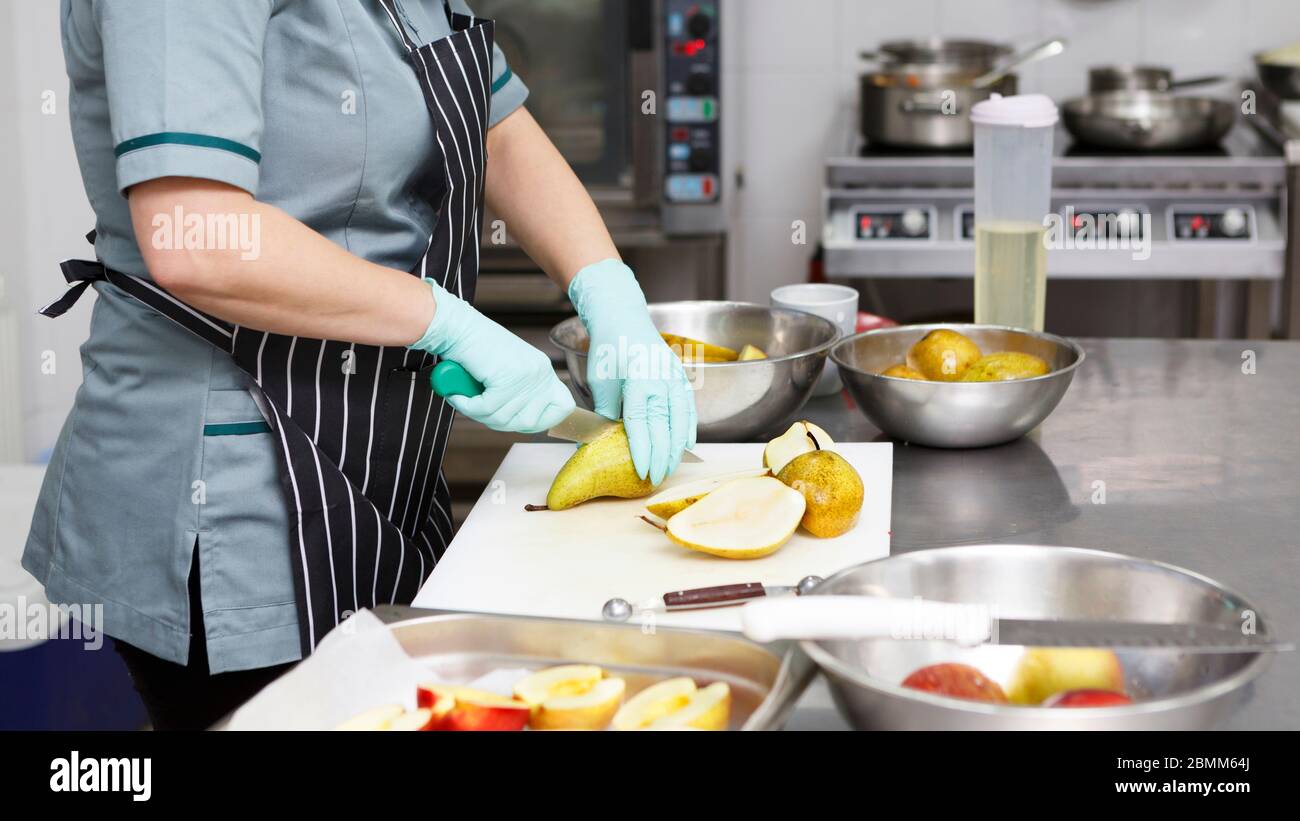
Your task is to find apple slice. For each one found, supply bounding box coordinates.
[530,678,626,731]
[643,468,771,518]
[763,421,834,475]
[335,704,404,731]
[386,708,440,731]
[422,685,529,731]
[611,677,698,730]
[661,333,738,362]
[513,665,605,706]
[649,682,731,731]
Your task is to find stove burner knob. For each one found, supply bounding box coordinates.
[900,208,928,237]
[1220,208,1247,238]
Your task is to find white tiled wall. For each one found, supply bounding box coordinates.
[725,0,1300,302]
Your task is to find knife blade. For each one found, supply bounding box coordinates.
[431,361,702,462]
[740,595,1293,653]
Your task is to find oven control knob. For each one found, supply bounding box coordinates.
[900,208,928,237]
[1220,208,1247,237]
[688,13,712,39]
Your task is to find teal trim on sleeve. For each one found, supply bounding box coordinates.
[203,421,272,436]
[114,132,262,164]
[491,66,513,95]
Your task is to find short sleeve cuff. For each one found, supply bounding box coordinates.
[115,136,261,196]
[488,70,528,128]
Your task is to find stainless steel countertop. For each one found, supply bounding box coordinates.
[784,338,1300,730]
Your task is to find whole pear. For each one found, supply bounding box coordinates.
[906,329,981,381]
[776,447,864,538]
[544,424,657,510]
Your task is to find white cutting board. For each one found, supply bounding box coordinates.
[413,443,892,631]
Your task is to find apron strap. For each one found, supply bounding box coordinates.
[377,0,458,52]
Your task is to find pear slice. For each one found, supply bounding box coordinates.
[662,476,805,559]
[543,423,656,511]
[661,333,738,362]
[738,344,768,361]
[762,421,835,475]
[643,468,772,518]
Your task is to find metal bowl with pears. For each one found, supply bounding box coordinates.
[550,301,840,442]
[832,323,1085,448]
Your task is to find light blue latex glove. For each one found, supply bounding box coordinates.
[568,260,697,485]
[411,278,575,433]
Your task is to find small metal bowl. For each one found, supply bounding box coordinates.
[802,545,1273,730]
[832,323,1085,448]
[550,301,839,442]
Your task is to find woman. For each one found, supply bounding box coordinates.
[27,0,695,729]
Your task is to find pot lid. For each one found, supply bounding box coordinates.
[970,93,1059,128]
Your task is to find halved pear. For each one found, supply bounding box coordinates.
[664,476,806,559]
[648,682,731,731]
[643,468,772,518]
[528,678,626,731]
[611,677,698,730]
[738,344,768,361]
[661,332,738,362]
[762,421,835,475]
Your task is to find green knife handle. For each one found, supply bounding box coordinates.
[430,361,484,398]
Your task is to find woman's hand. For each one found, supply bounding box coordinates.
[569,260,697,484]
[412,279,575,433]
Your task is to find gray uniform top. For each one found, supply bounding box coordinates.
[24,0,527,673]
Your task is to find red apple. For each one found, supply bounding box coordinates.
[901,663,1008,703]
[1044,689,1133,708]
[418,684,529,731]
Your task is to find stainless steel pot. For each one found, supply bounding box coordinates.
[799,545,1274,730]
[859,37,1063,149]
[859,68,1016,149]
[1062,90,1236,151]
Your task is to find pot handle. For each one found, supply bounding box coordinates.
[899,95,960,115]
[741,595,993,645]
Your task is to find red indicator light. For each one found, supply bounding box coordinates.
[702,177,715,196]
[859,215,873,229]
[684,38,706,56]
[1072,214,1085,228]
[672,127,689,142]
[1191,215,1205,230]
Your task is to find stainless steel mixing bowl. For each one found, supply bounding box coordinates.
[802,545,1273,730]
[832,323,1085,448]
[550,301,840,442]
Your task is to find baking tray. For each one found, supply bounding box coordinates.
[371,605,816,730]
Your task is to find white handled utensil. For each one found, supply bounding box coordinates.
[741,595,1293,653]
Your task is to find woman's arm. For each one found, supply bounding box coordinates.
[483,107,619,287]
[128,177,435,346]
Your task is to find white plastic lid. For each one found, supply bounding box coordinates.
[970,93,1059,128]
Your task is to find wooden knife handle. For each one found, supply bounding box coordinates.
[664,583,766,609]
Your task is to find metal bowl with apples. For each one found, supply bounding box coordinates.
[799,545,1275,730]
[832,323,1085,448]
[550,301,840,442]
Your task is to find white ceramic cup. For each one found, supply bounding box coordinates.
[770,283,859,396]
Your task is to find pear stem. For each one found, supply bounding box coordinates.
[639,515,667,532]
[524,504,549,512]
[807,431,822,450]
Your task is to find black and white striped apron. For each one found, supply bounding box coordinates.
[41,0,494,656]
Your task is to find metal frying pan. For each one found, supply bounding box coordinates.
[1062,90,1236,151]
[1088,65,1225,94]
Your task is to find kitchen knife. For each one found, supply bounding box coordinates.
[431,361,702,461]
[741,596,1293,653]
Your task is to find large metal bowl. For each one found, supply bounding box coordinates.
[802,545,1273,730]
[832,324,1084,448]
[550,301,839,442]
